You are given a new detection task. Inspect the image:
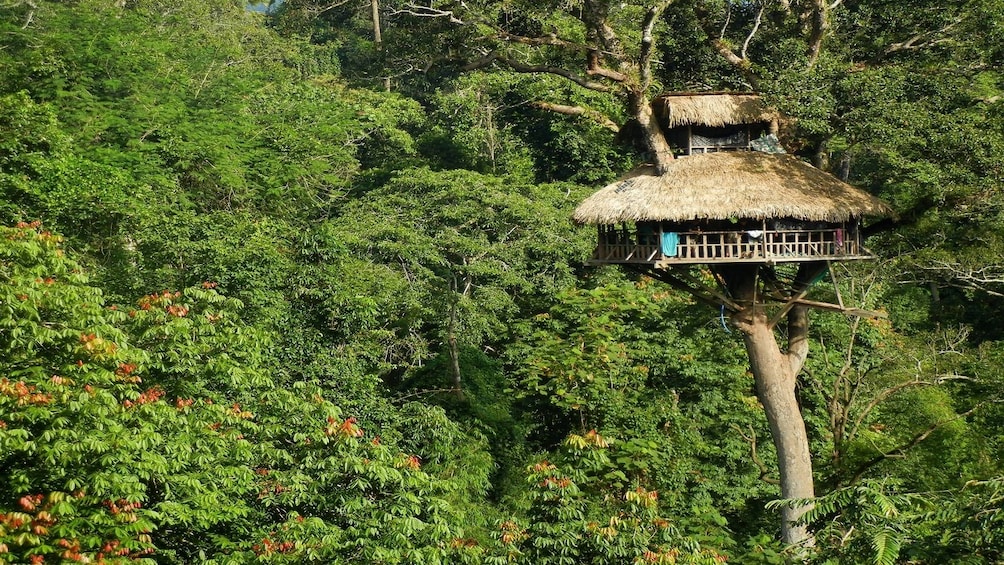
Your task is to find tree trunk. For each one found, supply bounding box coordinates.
[666,259,836,548]
[447,330,464,401]
[629,92,675,173]
[447,293,465,401]
[741,310,815,545]
[724,265,814,546]
[371,0,382,46]
[805,0,829,66]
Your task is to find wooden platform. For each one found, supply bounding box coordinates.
[588,227,874,267]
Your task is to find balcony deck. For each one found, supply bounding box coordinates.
[588,227,873,267]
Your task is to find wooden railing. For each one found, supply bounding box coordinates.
[593,227,864,265]
[594,242,662,263]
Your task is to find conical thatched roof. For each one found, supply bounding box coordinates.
[654,93,776,128]
[573,152,895,224]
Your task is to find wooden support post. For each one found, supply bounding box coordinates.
[828,261,845,309]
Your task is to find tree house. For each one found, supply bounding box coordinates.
[576,94,893,272]
[574,93,897,545]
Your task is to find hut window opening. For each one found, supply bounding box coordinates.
[688,124,769,154]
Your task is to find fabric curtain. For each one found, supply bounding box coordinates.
[661,232,679,257]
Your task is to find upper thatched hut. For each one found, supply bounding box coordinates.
[655,93,779,155]
[577,93,894,267]
[655,93,777,128]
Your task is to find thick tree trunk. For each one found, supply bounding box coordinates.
[741,309,815,545]
[724,265,814,546]
[630,92,675,173]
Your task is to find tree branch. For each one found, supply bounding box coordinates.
[533,102,620,132]
[583,0,625,60]
[586,65,629,82]
[719,3,731,40]
[310,0,355,16]
[388,3,465,24]
[848,404,982,485]
[828,316,861,462]
[694,1,760,88]
[640,1,673,90]
[878,19,960,59]
[492,31,585,51]
[899,260,1004,298]
[712,38,746,67]
[465,52,614,92]
[846,379,929,443]
[741,2,765,61]
[2,0,37,27]
[732,424,780,485]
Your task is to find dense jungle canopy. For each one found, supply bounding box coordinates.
[1,0,1004,562]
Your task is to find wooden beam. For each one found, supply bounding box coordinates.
[767,285,815,329]
[627,263,883,318]
[828,261,845,309]
[629,266,732,311]
[673,269,743,311]
[790,297,886,319]
[764,262,825,327]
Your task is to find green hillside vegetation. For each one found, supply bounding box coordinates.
[1,0,1003,562]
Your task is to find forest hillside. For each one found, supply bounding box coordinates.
[2,0,1004,563]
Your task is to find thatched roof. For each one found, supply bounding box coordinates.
[654,93,776,128]
[573,152,895,224]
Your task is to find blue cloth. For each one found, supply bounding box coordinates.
[661,232,679,257]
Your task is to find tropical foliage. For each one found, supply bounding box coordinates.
[2,0,1003,562]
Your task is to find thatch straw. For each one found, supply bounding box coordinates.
[654,93,775,128]
[573,152,895,224]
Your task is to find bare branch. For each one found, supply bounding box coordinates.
[393,387,465,403]
[640,1,673,90]
[907,260,1004,298]
[732,424,780,485]
[461,52,499,72]
[586,65,629,82]
[828,316,861,459]
[388,3,465,24]
[847,378,929,443]
[466,52,614,92]
[741,2,765,61]
[312,0,355,16]
[719,3,731,40]
[880,19,960,58]
[491,31,586,51]
[708,38,759,90]
[533,102,620,132]
[848,404,983,484]
[2,0,37,27]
